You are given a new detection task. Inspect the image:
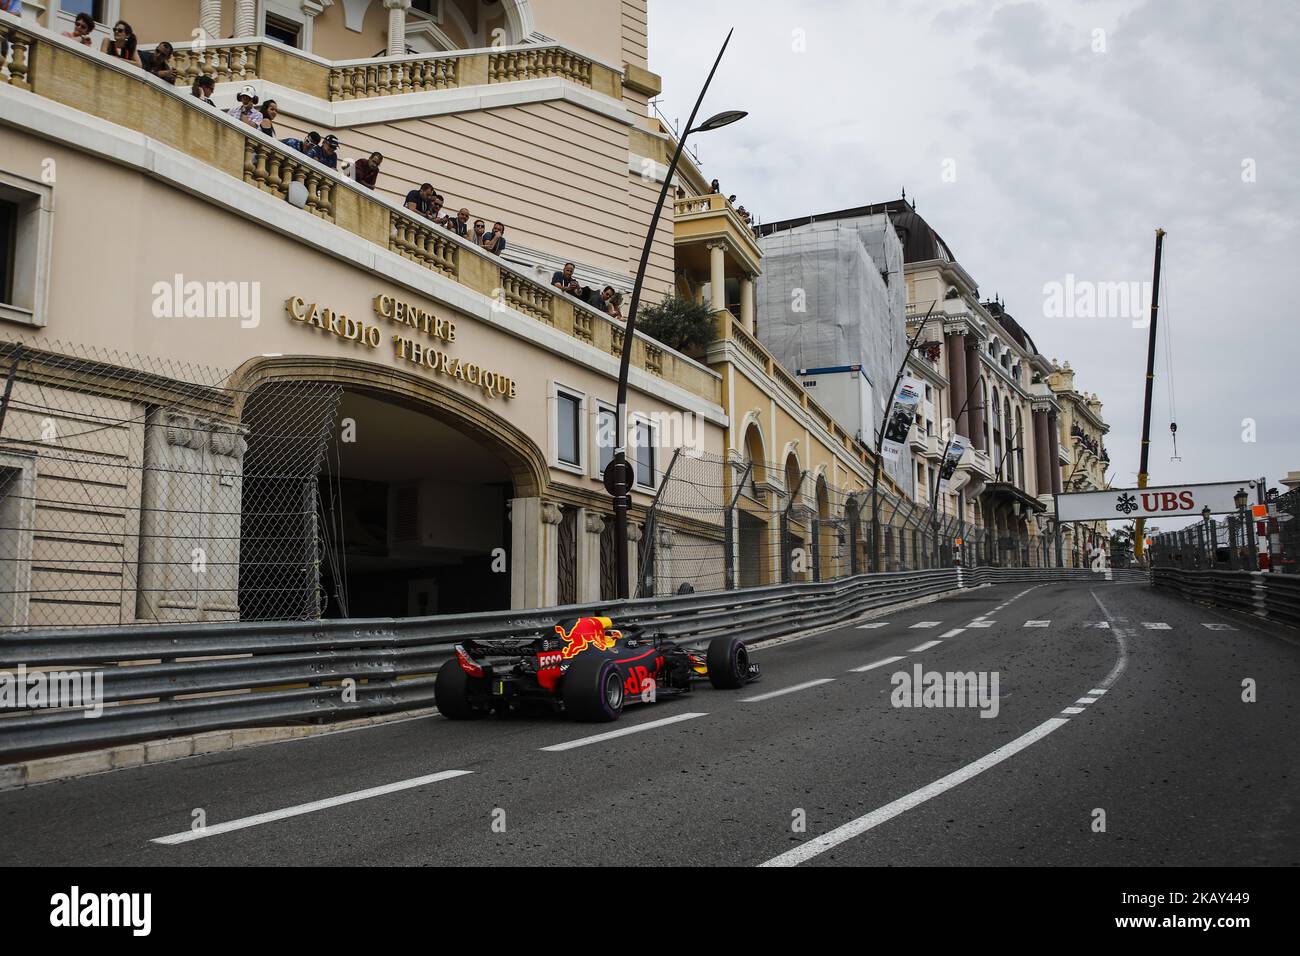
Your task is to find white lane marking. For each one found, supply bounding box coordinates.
[856,622,889,629]
[908,640,943,652]
[760,717,1071,867]
[1143,622,1171,630]
[1090,592,1132,692]
[1088,688,1108,696]
[741,679,834,703]
[1024,620,1050,628]
[1083,621,1111,629]
[938,628,967,639]
[152,770,473,845]
[967,620,994,628]
[1077,697,1097,704]
[1202,622,1236,631]
[850,655,907,673]
[909,621,941,629]
[540,712,707,752]
[1061,706,1085,715]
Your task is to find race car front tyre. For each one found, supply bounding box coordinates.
[562,654,625,722]
[436,658,488,719]
[706,634,749,689]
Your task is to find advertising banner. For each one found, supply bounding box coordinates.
[1055,481,1256,522]
[938,435,970,493]
[881,376,923,463]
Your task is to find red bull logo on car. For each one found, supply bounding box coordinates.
[556,616,619,660]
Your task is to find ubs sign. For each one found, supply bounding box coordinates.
[1056,481,1256,521]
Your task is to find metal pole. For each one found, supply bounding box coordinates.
[613,29,734,600]
[1133,228,1166,561]
[871,303,937,572]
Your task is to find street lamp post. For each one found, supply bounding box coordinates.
[870,303,939,573]
[608,29,745,600]
[1201,504,1213,568]
[1233,487,1248,569]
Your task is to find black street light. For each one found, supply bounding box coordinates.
[607,29,744,600]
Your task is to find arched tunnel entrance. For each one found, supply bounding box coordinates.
[235,362,545,620]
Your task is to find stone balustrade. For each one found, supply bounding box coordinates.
[390,212,459,278]
[330,56,459,100]
[500,271,554,323]
[489,48,592,86]
[1,23,33,89]
[149,38,609,103]
[243,136,336,219]
[171,43,262,85]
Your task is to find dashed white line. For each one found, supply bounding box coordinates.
[741,679,834,703]
[856,622,890,629]
[1024,620,1050,628]
[1076,697,1097,704]
[909,621,941,629]
[1088,688,1108,696]
[152,769,474,845]
[850,655,906,673]
[938,628,966,639]
[1202,622,1236,631]
[967,620,994,628]
[760,717,1071,867]
[1143,622,1171,630]
[540,712,708,751]
[1061,706,1085,715]
[908,640,943,652]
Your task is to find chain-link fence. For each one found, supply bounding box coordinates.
[0,339,342,630]
[634,450,993,597]
[1148,488,1300,574]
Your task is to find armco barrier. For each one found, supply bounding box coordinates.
[0,567,1141,762]
[1153,567,1300,627]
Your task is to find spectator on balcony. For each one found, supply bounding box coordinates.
[257,100,279,137]
[445,208,470,237]
[483,221,507,256]
[191,74,216,106]
[308,134,340,169]
[228,86,262,127]
[101,20,140,66]
[353,152,382,190]
[470,219,489,248]
[404,183,435,219]
[281,130,321,154]
[601,287,624,321]
[709,179,720,194]
[552,263,582,297]
[142,41,179,83]
[62,12,95,46]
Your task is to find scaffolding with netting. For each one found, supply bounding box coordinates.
[634,449,987,596]
[0,338,342,629]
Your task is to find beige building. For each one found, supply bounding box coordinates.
[0,1,902,629]
[1047,361,1112,565]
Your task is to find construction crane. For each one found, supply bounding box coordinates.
[1133,228,1166,561]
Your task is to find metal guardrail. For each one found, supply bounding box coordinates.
[1153,567,1300,627]
[0,567,1141,762]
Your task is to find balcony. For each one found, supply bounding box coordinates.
[156,38,622,104]
[0,23,719,406]
[673,193,763,279]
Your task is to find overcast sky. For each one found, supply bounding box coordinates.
[648,0,1298,524]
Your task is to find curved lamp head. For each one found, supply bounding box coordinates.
[692,110,747,134]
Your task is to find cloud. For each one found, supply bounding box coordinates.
[648,0,1299,497]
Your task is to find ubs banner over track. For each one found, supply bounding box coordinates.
[1056,481,1257,521]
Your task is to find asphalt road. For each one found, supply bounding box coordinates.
[2,580,1297,866]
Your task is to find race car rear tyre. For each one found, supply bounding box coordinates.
[562,654,625,722]
[436,658,488,720]
[706,634,749,689]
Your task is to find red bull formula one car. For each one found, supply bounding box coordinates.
[435,616,760,722]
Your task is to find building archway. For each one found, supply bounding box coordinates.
[230,356,546,619]
[737,420,769,588]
